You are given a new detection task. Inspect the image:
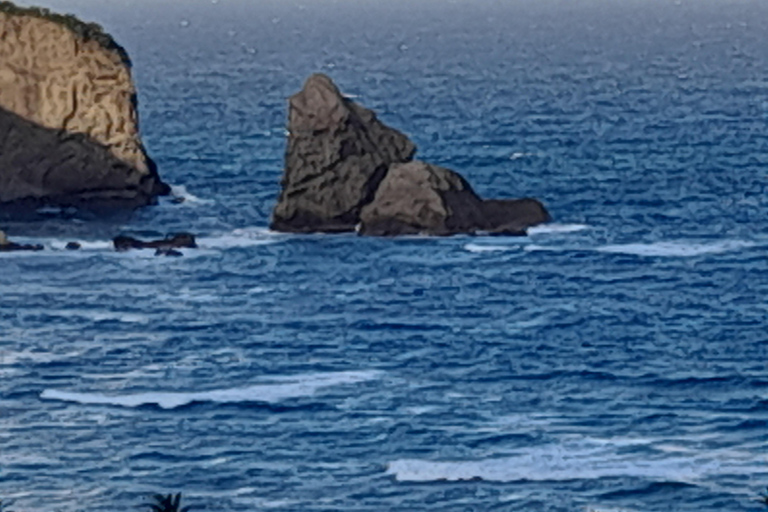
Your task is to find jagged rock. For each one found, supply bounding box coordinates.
[113,233,197,252]
[272,74,550,237]
[271,73,416,233]
[0,229,44,251]
[359,161,550,236]
[0,2,169,216]
[65,242,81,250]
[359,161,487,236]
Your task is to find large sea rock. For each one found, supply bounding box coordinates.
[271,74,416,232]
[359,161,550,236]
[272,74,550,236]
[0,3,168,216]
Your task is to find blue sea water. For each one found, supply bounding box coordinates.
[1,0,768,511]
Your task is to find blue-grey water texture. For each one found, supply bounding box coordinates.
[1,1,767,511]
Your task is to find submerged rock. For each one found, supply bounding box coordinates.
[272,74,550,237]
[271,73,416,233]
[0,2,169,217]
[113,233,197,252]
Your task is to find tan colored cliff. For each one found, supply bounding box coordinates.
[0,3,168,214]
[0,8,148,173]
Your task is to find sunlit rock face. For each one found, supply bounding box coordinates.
[0,2,168,213]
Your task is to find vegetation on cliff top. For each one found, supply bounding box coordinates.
[0,1,131,66]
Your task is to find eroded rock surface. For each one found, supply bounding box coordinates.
[0,3,168,214]
[272,73,416,232]
[272,74,551,237]
[359,161,487,236]
[360,161,550,236]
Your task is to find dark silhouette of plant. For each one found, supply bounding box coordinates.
[759,487,768,507]
[148,493,191,512]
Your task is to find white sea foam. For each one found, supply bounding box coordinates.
[45,309,149,324]
[510,152,537,160]
[528,223,589,235]
[40,370,382,409]
[596,240,756,257]
[197,227,284,249]
[48,240,113,251]
[523,239,758,257]
[463,243,517,253]
[169,184,215,205]
[386,437,756,483]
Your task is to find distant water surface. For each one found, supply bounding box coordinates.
[1,1,767,511]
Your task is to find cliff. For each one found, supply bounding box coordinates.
[0,1,168,213]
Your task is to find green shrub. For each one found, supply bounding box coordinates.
[147,493,192,512]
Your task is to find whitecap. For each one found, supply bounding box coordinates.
[45,310,148,324]
[528,223,589,235]
[385,437,749,483]
[41,370,383,409]
[509,152,537,160]
[197,227,284,249]
[48,240,112,251]
[596,240,756,257]
[168,184,215,205]
[463,243,517,253]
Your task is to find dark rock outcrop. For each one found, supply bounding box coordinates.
[0,2,169,217]
[359,161,549,236]
[113,233,197,252]
[480,198,551,235]
[272,74,550,237]
[0,229,44,251]
[271,74,416,233]
[0,106,167,212]
[359,161,487,236]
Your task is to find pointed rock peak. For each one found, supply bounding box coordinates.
[272,74,417,233]
[303,73,342,96]
[289,73,350,132]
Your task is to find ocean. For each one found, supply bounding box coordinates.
[1,0,767,511]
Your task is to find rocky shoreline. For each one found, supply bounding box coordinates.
[0,2,549,245]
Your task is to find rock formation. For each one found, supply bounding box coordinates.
[359,161,487,236]
[0,2,168,216]
[113,233,197,252]
[271,73,416,232]
[272,74,550,236]
[0,229,44,251]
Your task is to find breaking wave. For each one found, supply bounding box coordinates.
[386,437,759,483]
[41,370,382,409]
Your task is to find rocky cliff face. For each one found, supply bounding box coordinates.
[272,74,416,232]
[0,2,168,213]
